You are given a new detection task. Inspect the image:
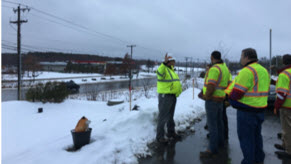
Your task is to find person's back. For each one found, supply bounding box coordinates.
[228,48,269,164]
[274,54,291,159]
[236,62,270,109]
[200,51,230,158]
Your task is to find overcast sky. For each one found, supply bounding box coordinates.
[2,0,291,62]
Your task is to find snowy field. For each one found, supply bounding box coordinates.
[2,87,205,164]
[2,71,157,88]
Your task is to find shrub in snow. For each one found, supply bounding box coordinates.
[26,82,69,103]
[25,83,44,102]
[182,79,191,91]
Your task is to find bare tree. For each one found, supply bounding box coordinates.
[85,85,99,101]
[216,41,232,66]
[105,64,116,77]
[23,55,41,82]
[146,59,155,73]
[142,78,152,98]
[121,53,132,77]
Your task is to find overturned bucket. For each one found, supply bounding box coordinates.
[71,128,92,149]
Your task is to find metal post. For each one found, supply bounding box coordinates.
[269,29,272,75]
[193,79,195,100]
[276,55,278,76]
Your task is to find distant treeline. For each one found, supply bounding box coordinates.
[2,52,154,66]
[2,51,283,75]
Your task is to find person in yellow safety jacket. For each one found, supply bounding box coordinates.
[227,48,270,164]
[156,53,182,143]
[200,51,231,158]
[273,54,291,159]
[202,63,232,101]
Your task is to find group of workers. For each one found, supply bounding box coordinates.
[155,48,291,164]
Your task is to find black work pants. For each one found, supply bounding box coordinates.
[156,94,177,140]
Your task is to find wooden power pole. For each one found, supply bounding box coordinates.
[10,5,30,100]
[126,45,136,111]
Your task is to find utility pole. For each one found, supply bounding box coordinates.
[196,59,199,77]
[185,57,191,78]
[190,57,193,76]
[276,55,278,76]
[269,29,272,75]
[10,5,30,100]
[126,45,136,111]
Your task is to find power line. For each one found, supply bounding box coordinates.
[3,1,129,44]
[2,44,34,52]
[2,41,80,53]
[9,22,17,31]
[28,13,100,38]
[3,0,165,55]
[32,8,132,45]
[2,0,22,6]
[2,5,15,8]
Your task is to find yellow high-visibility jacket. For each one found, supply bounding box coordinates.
[230,62,270,108]
[276,68,291,109]
[203,63,231,98]
[156,63,182,97]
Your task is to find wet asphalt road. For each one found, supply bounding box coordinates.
[1,78,157,101]
[139,108,291,164]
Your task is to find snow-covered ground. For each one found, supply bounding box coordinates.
[2,87,205,164]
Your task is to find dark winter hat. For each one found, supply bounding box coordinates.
[211,51,221,60]
[283,54,291,65]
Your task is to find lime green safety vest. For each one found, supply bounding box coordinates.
[225,76,236,95]
[276,68,291,109]
[233,62,270,108]
[203,63,232,98]
[156,63,182,97]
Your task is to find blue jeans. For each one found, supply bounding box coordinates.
[205,100,224,153]
[237,110,265,164]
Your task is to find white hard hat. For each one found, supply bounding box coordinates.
[167,53,176,61]
[168,56,176,61]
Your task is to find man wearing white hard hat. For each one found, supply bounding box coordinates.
[156,53,182,143]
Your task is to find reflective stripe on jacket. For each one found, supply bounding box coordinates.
[233,62,270,108]
[203,63,231,98]
[156,63,182,97]
[276,68,291,109]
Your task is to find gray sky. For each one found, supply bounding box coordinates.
[2,0,291,62]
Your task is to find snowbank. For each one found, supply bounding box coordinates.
[2,88,205,164]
